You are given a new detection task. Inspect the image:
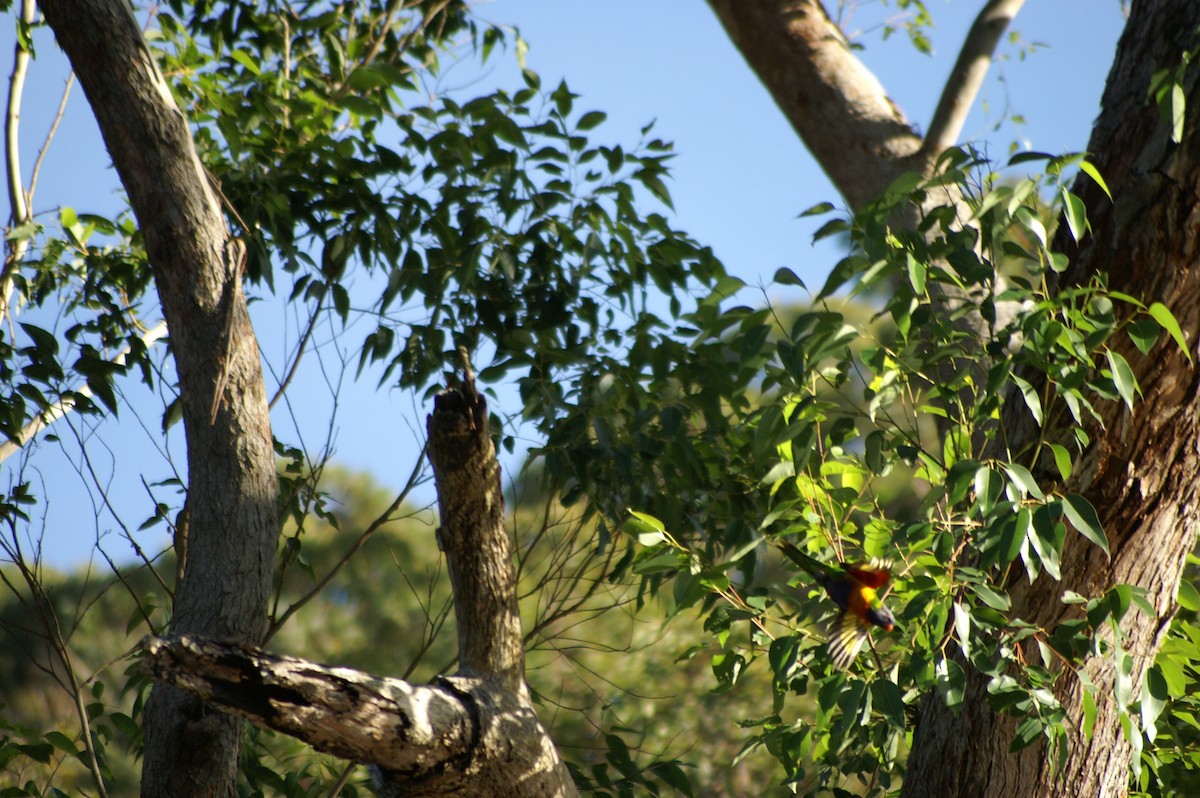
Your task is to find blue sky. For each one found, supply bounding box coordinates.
[1,2,1127,569]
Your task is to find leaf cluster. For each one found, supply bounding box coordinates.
[616,149,1194,794]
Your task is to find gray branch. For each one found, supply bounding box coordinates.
[922,0,1028,158]
[142,635,577,797]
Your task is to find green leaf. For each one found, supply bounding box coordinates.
[1010,716,1043,751]
[1011,374,1042,425]
[870,679,906,729]
[953,602,971,659]
[1029,505,1062,580]
[1062,494,1110,557]
[20,322,59,357]
[972,583,1011,611]
[1002,462,1044,500]
[1008,151,1055,167]
[1141,666,1168,742]
[906,252,926,294]
[799,201,835,217]
[624,511,665,545]
[1045,442,1072,481]
[1148,302,1191,362]
[575,110,607,131]
[44,731,79,756]
[1082,683,1098,740]
[1060,188,1087,243]
[1178,579,1200,611]
[635,171,673,210]
[773,267,806,287]
[1170,81,1186,143]
[231,50,262,76]
[1105,348,1138,411]
[1079,160,1112,201]
[760,460,795,486]
[1127,318,1161,354]
[935,658,965,710]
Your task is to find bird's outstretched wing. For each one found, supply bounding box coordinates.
[826,611,871,670]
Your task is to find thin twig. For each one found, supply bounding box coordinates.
[269,297,322,410]
[1,516,110,798]
[28,71,73,201]
[264,445,428,642]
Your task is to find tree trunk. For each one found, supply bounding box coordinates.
[38,2,280,796]
[903,3,1200,795]
[710,0,1200,794]
[426,354,528,696]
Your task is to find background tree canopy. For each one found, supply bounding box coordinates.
[3,2,1200,797]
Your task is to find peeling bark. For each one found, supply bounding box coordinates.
[142,635,575,797]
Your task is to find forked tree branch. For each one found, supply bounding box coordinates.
[707,0,923,209]
[141,636,472,772]
[141,355,582,797]
[707,0,1025,207]
[140,635,574,797]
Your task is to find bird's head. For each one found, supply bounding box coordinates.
[867,604,896,632]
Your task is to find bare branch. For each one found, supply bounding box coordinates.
[28,71,73,203]
[426,352,525,694]
[921,0,1027,158]
[142,635,580,798]
[141,635,473,770]
[4,0,33,225]
[1,0,36,330]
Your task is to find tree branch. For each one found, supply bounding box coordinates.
[921,0,1027,158]
[142,634,580,797]
[426,348,526,695]
[141,635,473,774]
[706,0,923,209]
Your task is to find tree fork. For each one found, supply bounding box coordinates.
[140,355,580,797]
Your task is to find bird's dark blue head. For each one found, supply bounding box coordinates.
[867,605,896,631]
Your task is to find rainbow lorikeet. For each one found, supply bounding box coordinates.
[776,540,896,669]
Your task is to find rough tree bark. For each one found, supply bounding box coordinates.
[38,2,280,796]
[140,365,578,797]
[710,0,1200,795]
[904,4,1200,796]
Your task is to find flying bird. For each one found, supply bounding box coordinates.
[776,540,896,669]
